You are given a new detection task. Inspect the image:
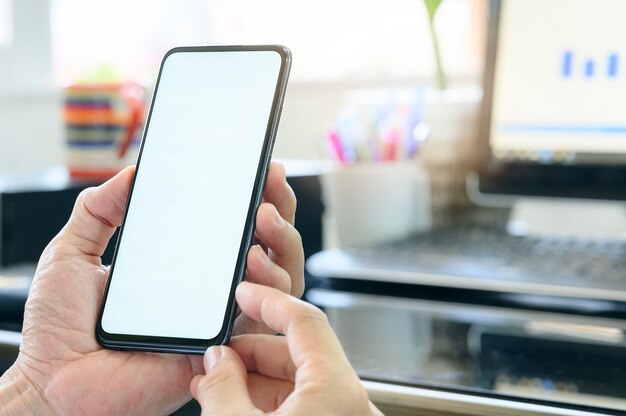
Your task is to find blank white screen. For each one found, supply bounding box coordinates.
[101,49,282,340]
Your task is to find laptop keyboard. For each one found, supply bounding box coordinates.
[379,226,626,281]
[309,226,626,299]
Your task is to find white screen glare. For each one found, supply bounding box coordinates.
[0,0,13,47]
[101,49,282,340]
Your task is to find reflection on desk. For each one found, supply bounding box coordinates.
[307,288,626,415]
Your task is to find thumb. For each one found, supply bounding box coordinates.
[54,166,134,259]
[191,346,256,415]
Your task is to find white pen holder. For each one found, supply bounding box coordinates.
[321,161,431,248]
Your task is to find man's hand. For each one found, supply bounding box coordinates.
[191,282,383,415]
[0,162,304,415]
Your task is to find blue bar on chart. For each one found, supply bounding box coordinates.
[608,53,619,78]
[584,59,595,78]
[561,51,573,78]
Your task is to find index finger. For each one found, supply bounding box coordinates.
[235,282,351,374]
[264,162,297,226]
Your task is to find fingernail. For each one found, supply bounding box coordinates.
[238,280,252,292]
[251,245,269,265]
[274,208,285,226]
[257,246,271,265]
[236,281,252,298]
[205,346,222,371]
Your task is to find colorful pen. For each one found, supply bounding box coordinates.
[327,129,348,164]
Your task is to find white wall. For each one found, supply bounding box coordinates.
[0,0,62,175]
[274,82,346,160]
[0,93,62,174]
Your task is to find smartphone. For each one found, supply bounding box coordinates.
[96,45,291,354]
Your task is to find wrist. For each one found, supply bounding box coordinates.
[0,363,51,415]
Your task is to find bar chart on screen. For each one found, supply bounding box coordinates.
[489,0,626,156]
[561,50,620,79]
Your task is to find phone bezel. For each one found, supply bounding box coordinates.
[96,45,292,354]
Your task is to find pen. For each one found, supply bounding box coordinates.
[383,128,399,161]
[327,129,348,164]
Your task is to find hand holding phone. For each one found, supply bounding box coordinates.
[97,46,292,353]
[1,159,303,415]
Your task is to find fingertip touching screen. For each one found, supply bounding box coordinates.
[101,49,283,340]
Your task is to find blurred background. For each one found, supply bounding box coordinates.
[4,1,626,415]
[0,0,484,172]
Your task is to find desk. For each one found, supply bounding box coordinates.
[306,266,626,415]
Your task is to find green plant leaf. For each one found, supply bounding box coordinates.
[423,0,443,21]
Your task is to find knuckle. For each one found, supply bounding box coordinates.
[75,187,95,209]
[266,216,286,239]
[286,183,297,211]
[292,226,303,246]
[39,236,76,264]
[293,279,305,298]
[281,222,302,251]
[71,188,97,223]
[292,303,328,327]
[276,270,292,293]
[197,366,231,394]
